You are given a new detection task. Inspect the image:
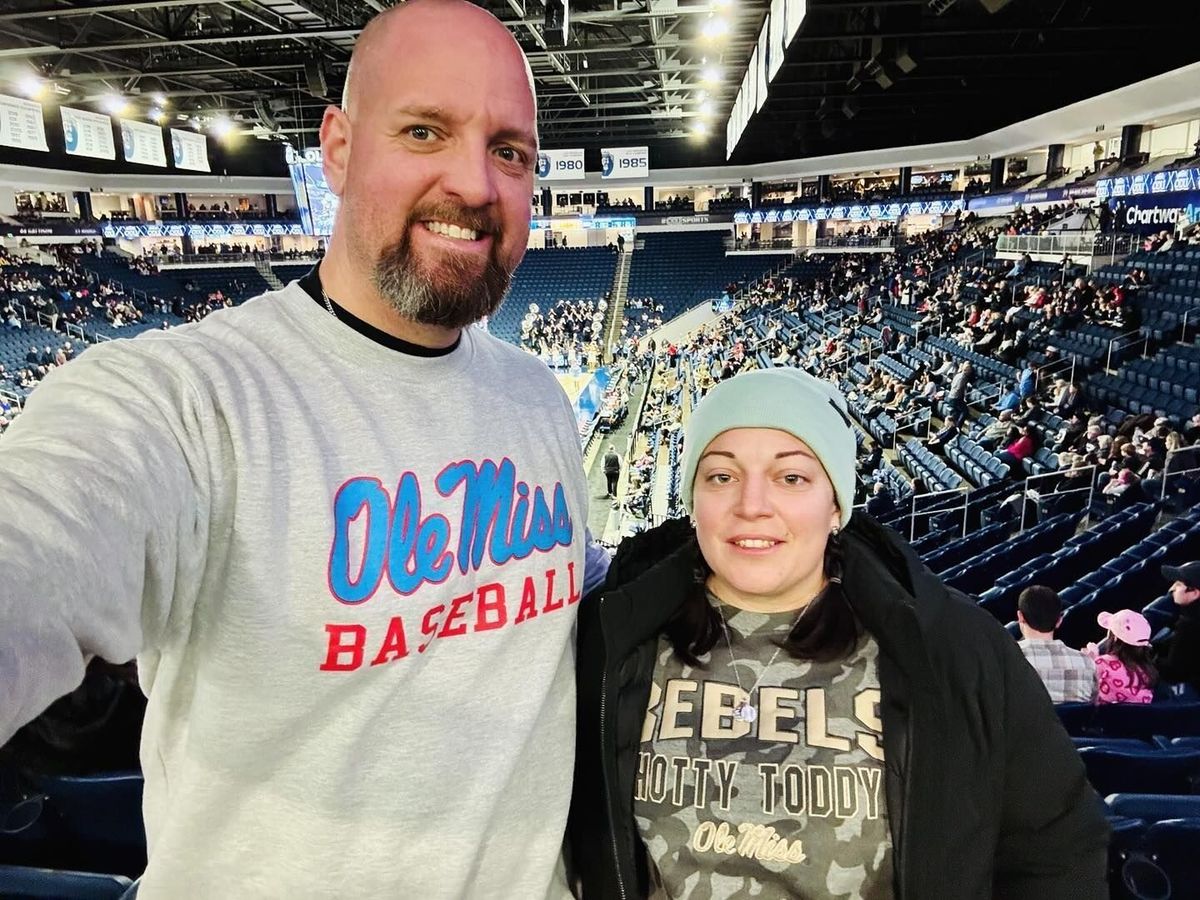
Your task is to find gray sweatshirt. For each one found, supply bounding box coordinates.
[0,283,594,898]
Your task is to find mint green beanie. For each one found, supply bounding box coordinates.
[680,367,857,528]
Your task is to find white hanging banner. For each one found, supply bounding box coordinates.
[536,148,585,181]
[120,118,167,167]
[0,93,49,152]
[61,106,116,160]
[600,146,649,179]
[170,127,210,172]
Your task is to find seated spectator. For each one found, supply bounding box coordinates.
[995,382,1021,413]
[1155,561,1200,697]
[927,415,960,453]
[865,481,896,519]
[998,425,1038,477]
[1102,467,1149,510]
[979,411,1015,452]
[1084,610,1157,705]
[1016,585,1096,703]
[858,442,882,475]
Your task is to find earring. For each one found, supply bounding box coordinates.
[830,526,841,537]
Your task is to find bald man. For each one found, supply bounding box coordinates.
[0,2,608,896]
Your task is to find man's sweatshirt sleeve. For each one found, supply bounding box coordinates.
[0,341,211,744]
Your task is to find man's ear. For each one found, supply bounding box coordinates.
[320,105,351,198]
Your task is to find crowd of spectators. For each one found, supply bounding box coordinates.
[520,299,605,370]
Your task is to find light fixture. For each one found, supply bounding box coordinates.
[149,107,166,124]
[701,16,730,41]
[150,92,167,106]
[714,0,733,8]
[17,73,45,100]
[99,94,129,116]
[701,66,722,84]
[691,120,710,137]
[210,115,234,139]
[699,100,714,117]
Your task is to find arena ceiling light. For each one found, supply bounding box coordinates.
[700,15,730,42]
[99,94,129,116]
[691,120,710,137]
[149,107,166,124]
[209,115,235,139]
[150,92,167,107]
[700,66,723,85]
[17,72,45,100]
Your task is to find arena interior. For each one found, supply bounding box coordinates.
[2,0,1200,896]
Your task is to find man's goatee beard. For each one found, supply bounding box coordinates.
[372,228,512,330]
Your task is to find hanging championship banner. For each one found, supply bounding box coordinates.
[61,106,116,160]
[600,146,649,179]
[120,118,167,167]
[536,148,585,181]
[0,93,49,152]
[170,127,210,172]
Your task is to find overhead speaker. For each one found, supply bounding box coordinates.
[544,0,570,48]
[253,99,278,131]
[895,45,917,74]
[304,60,327,96]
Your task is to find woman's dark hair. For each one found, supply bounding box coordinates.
[664,529,862,666]
[1106,638,1158,692]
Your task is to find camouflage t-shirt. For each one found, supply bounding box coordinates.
[634,596,894,899]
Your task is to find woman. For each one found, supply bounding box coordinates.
[998,424,1038,478]
[1084,610,1158,704]
[569,368,1108,900]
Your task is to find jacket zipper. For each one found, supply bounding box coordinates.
[898,700,914,899]
[598,595,629,900]
[599,667,629,900]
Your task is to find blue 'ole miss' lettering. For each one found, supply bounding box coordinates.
[328,459,573,604]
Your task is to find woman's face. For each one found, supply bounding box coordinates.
[693,428,840,612]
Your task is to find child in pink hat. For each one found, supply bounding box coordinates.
[1084,609,1158,704]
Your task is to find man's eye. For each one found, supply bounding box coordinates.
[406,126,434,141]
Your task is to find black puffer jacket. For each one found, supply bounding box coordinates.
[568,514,1109,899]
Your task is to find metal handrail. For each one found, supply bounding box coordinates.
[1020,465,1097,532]
[1106,327,1148,371]
[906,486,969,542]
[0,389,22,411]
[1034,354,1076,391]
[996,231,1139,257]
[1160,447,1200,502]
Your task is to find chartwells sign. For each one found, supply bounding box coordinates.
[1109,191,1200,234]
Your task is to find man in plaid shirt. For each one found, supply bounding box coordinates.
[1017,585,1097,703]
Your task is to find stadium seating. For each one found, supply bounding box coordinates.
[1057,702,1200,740]
[0,865,132,899]
[628,232,788,320]
[487,247,618,345]
[1078,747,1200,796]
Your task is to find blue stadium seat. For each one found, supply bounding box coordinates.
[1137,819,1200,899]
[1105,794,1200,822]
[1056,702,1200,740]
[21,773,146,878]
[0,865,132,899]
[1077,747,1200,796]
